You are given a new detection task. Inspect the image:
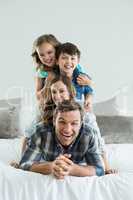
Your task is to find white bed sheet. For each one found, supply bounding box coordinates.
[0,138,133,200]
[0,162,133,200]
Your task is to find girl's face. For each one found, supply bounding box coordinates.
[36,42,56,67]
[50,80,70,105]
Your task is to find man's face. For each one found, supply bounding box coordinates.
[54,110,81,146]
[57,53,79,78]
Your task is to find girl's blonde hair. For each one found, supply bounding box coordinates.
[31,34,61,70]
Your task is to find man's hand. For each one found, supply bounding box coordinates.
[52,154,73,179]
[77,75,92,86]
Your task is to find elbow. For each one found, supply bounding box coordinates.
[95,166,105,176]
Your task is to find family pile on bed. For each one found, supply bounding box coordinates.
[11,34,117,178]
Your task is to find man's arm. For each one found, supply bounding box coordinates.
[85,127,105,176]
[20,141,54,175]
[30,162,53,174]
[19,127,62,176]
[19,126,69,176]
[53,155,96,178]
[69,163,96,176]
[19,133,43,171]
[20,138,55,175]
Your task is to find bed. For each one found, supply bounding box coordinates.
[0,93,133,200]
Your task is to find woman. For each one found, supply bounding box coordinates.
[40,74,76,124]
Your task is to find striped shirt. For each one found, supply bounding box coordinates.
[20,123,104,176]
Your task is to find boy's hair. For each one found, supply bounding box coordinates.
[32,34,61,68]
[53,100,83,123]
[56,42,81,60]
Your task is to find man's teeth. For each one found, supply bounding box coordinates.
[63,134,71,137]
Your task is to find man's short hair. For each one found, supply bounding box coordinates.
[53,100,83,122]
[56,42,81,60]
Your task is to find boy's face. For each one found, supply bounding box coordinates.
[57,53,79,78]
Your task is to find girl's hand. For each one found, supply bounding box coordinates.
[77,75,92,86]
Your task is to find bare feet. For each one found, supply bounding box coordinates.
[10,161,19,168]
[105,168,118,174]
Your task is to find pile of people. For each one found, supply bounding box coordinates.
[11,34,117,178]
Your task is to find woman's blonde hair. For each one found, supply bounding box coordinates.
[40,74,76,123]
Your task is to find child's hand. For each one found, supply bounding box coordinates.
[77,75,92,86]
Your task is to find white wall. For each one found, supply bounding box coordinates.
[0,0,133,102]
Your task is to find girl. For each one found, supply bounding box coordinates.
[32,34,60,102]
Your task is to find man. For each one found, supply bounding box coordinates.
[20,100,104,179]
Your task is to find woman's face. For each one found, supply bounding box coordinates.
[36,42,56,67]
[50,80,70,105]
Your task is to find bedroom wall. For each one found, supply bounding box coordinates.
[0,0,133,102]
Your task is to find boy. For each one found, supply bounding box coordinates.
[56,42,93,108]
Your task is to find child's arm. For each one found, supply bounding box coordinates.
[75,64,93,86]
[77,74,93,86]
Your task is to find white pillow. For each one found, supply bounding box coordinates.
[0,138,23,164]
[0,98,22,138]
[93,95,119,116]
[115,84,133,116]
[19,97,40,136]
[93,84,133,116]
